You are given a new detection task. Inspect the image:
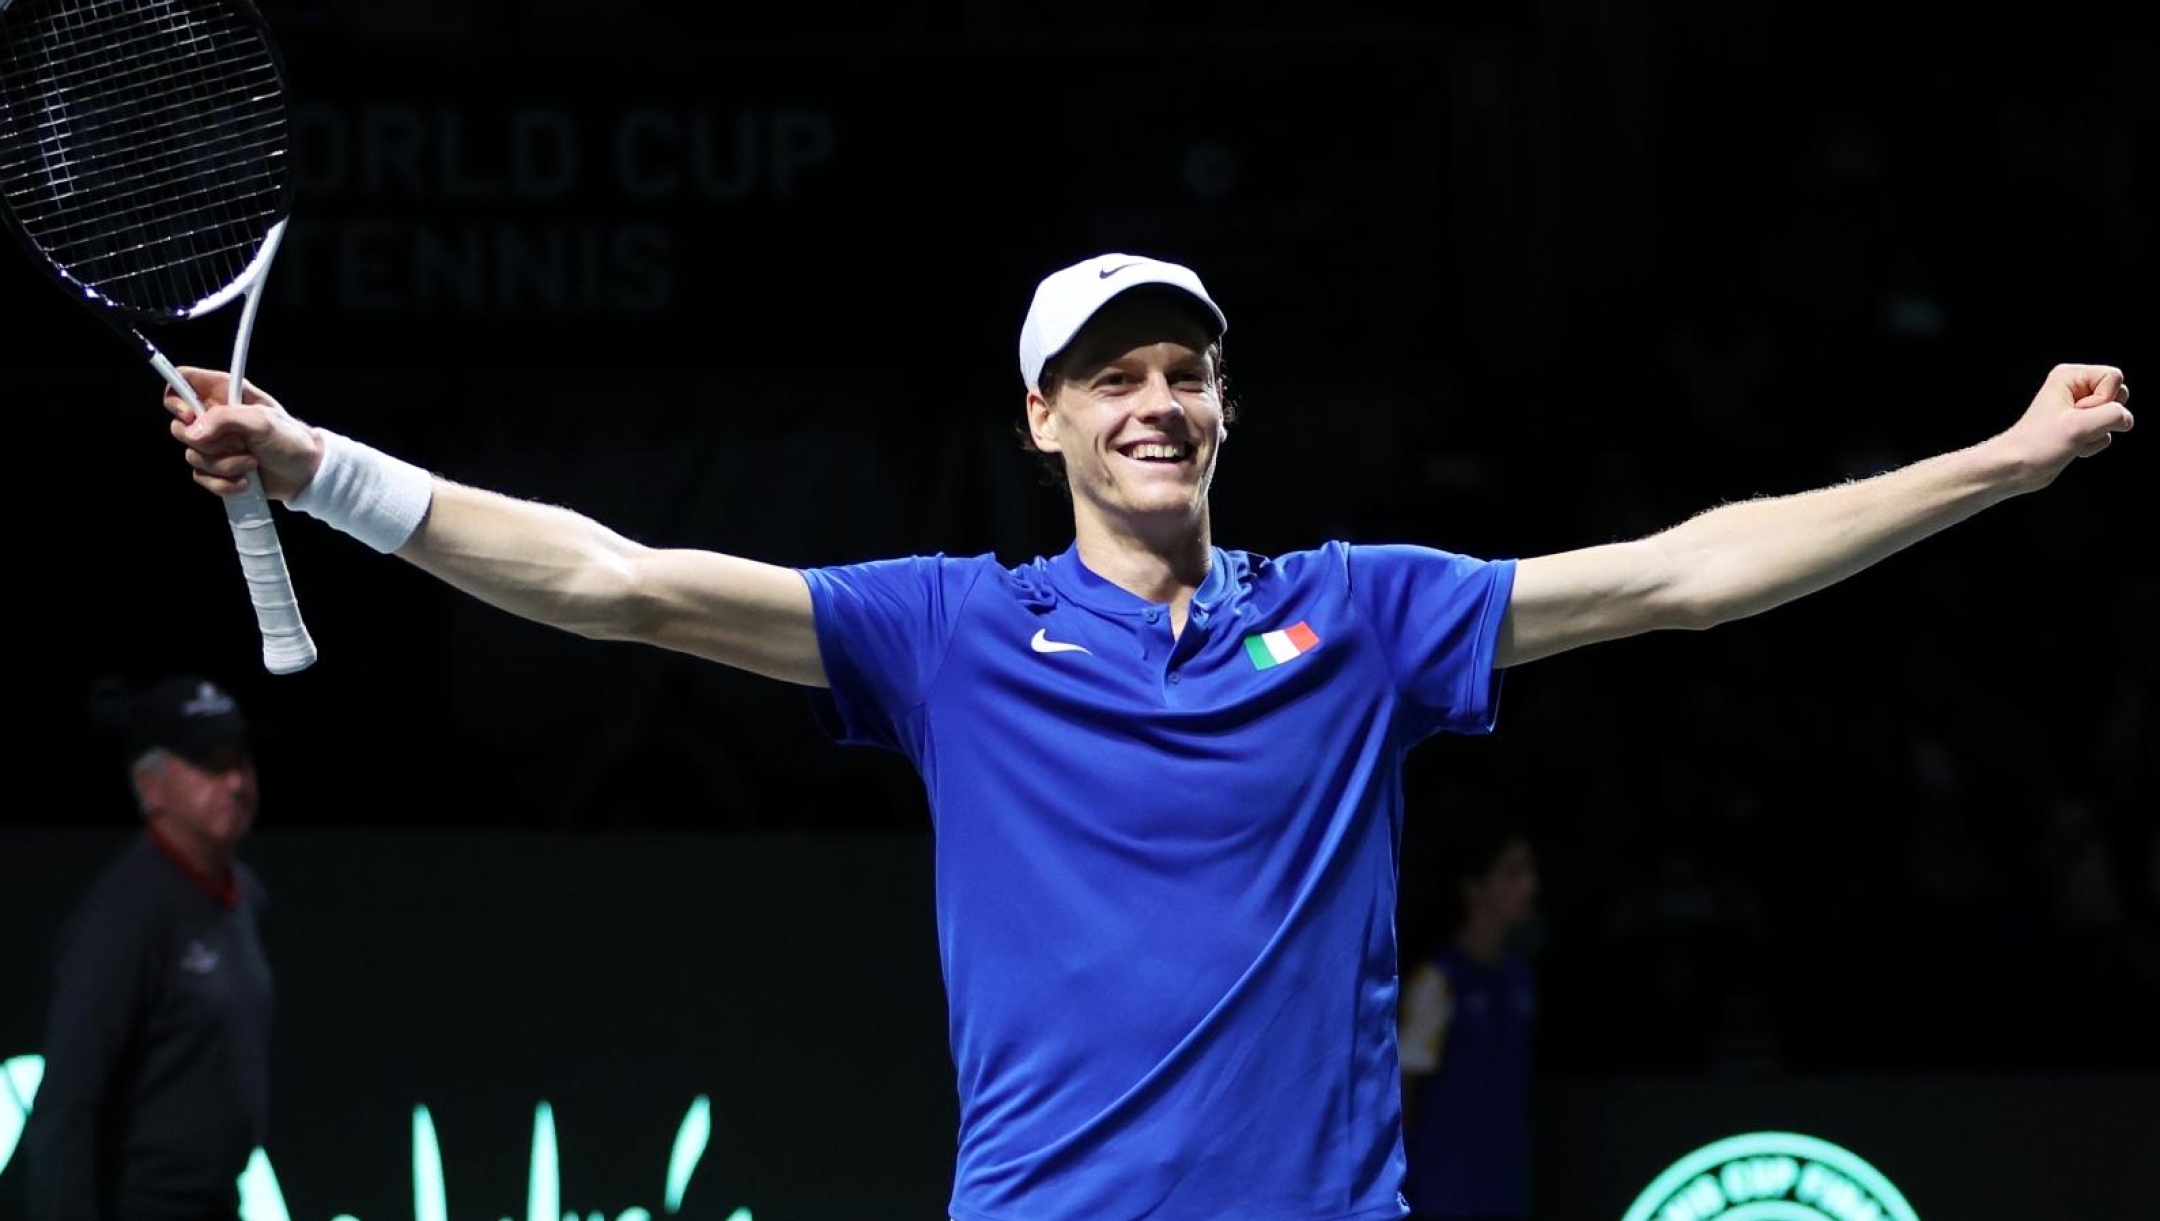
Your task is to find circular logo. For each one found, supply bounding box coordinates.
[1621,1131,1921,1221]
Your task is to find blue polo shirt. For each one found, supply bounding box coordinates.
[803,542,1516,1221]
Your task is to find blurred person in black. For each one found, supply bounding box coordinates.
[21,678,273,1221]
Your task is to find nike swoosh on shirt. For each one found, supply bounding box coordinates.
[1030,629,1093,656]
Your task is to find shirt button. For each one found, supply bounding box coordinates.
[1144,610,1161,624]
[1168,671,1181,684]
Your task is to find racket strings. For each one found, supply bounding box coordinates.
[51,0,277,305]
[23,47,278,169]
[0,0,287,315]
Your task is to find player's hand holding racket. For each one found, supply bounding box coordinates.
[165,369,322,501]
[0,0,314,672]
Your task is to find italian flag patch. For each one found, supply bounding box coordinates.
[1243,621,1321,670]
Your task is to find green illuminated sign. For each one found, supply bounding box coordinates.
[1622,1132,1921,1221]
[1,1054,750,1221]
[1,1056,42,1177]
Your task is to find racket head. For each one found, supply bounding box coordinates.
[0,0,292,324]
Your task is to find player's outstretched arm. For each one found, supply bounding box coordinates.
[1497,363,2132,668]
[166,368,825,687]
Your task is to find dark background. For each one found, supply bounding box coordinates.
[2,0,2155,1213]
[1,832,959,1221]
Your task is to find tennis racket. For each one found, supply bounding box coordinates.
[0,0,313,673]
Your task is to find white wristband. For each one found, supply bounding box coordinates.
[288,428,434,554]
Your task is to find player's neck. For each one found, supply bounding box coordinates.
[1071,510,1214,629]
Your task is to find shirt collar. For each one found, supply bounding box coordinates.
[146,825,240,909]
[1046,543,1238,617]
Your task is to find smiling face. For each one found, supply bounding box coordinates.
[1025,289,1227,545]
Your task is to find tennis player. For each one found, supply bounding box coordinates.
[165,254,2130,1221]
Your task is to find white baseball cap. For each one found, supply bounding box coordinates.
[1018,253,1228,391]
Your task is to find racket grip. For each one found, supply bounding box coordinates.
[222,482,317,674]
[149,353,316,675]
